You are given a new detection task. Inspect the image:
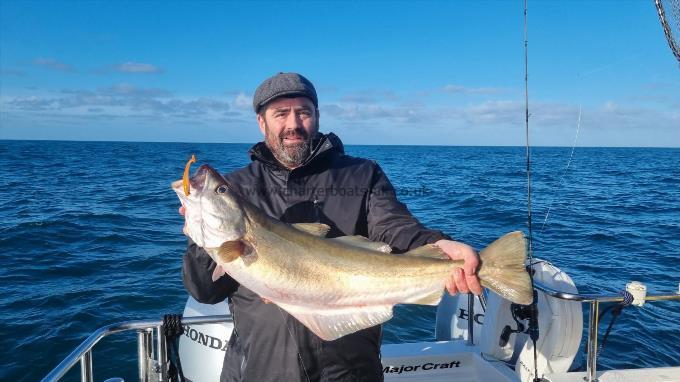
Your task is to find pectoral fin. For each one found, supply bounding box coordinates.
[330,235,392,253]
[276,302,394,341]
[292,223,331,237]
[214,240,244,263]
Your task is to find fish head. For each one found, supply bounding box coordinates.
[172,164,246,249]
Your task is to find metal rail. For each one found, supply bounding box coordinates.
[533,282,680,303]
[42,314,232,382]
[532,281,679,382]
[464,283,680,381]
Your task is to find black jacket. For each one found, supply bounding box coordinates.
[182,133,450,382]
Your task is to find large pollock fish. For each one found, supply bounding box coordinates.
[173,164,532,341]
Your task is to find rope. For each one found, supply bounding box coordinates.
[162,314,186,382]
[598,291,634,353]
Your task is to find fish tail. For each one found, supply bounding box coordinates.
[477,231,533,305]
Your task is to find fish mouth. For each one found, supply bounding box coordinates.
[172,164,226,196]
[173,162,244,249]
[189,164,225,194]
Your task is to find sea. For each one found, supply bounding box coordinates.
[1,140,678,381]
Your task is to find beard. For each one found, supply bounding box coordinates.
[264,122,317,169]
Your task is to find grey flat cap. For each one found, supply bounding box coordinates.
[253,72,318,113]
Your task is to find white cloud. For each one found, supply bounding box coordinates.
[442,84,506,95]
[98,83,172,97]
[338,90,400,104]
[2,84,240,122]
[602,101,618,112]
[0,68,25,77]
[321,96,677,139]
[113,62,163,74]
[2,83,677,146]
[233,92,252,110]
[33,58,75,72]
[321,103,427,124]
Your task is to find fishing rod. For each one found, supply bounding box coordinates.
[522,1,542,382]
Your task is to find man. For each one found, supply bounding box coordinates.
[181,72,481,382]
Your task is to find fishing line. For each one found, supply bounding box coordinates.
[540,104,582,232]
[537,45,650,234]
[277,306,312,382]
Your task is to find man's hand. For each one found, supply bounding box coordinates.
[434,240,483,296]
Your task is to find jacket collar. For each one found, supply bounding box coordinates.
[248,132,344,172]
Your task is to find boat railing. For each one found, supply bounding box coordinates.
[462,282,680,382]
[533,283,680,382]
[43,283,680,382]
[41,314,233,382]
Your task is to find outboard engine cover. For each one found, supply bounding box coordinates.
[178,297,233,382]
[435,291,484,343]
[435,259,582,382]
[515,260,582,382]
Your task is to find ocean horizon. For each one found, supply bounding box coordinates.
[2,138,678,149]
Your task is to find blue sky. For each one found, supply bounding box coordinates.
[1,1,678,147]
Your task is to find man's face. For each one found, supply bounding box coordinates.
[257,97,319,169]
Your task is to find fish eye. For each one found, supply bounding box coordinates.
[216,185,228,194]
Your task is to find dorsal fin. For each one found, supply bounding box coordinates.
[330,235,392,253]
[292,223,331,237]
[404,244,448,259]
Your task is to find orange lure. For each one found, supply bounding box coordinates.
[182,154,196,196]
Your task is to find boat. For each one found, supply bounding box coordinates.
[41,259,680,382]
